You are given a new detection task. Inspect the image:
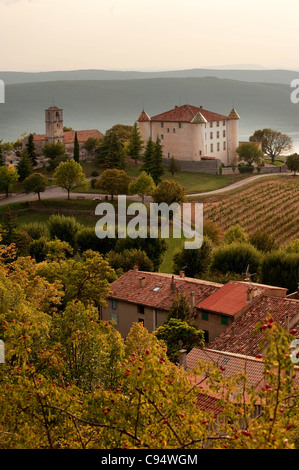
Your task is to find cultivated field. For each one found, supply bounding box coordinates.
[201,176,299,245]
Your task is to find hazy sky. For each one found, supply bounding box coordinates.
[1,0,299,72]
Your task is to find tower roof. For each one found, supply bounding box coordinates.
[228,108,240,120]
[46,106,62,111]
[191,111,208,124]
[137,109,151,122]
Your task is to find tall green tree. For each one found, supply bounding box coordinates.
[141,137,155,174]
[236,142,264,166]
[25,133,37,166]
[168,156,181,176]
[150,137,164,184]
[42,141,67,170]
[97,129,124,169]
[16,150,33,182]
[249,129,293,164]
[53,159,88,199]
[127,122,143,164]
[73,131,80,162]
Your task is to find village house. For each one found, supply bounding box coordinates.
[22,105,103,158]
[137,103,240,166]
[101,269,298,343]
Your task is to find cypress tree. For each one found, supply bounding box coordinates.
[97,129,124,169]
[25,133,37,166]
[127,122,143,164]
[73,131,80,162]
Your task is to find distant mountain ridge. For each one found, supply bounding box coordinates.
[1,77,299,143]
[1,68,299,85]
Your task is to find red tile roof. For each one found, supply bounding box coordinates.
[108,270,222,311]
[33,129,103,144]
[197,281,265,317]
[63,129,103,144]
[150,104,228,123]
[137,109,151,122]
[208,295,299,357]
[186,348,299,411]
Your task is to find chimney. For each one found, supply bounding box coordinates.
[285,314,290,332]
[179,349,187,370]
[171,275,176,294]
[247,287,254,302]
[139,276,146,288]
[134,265,139,272]
[180,270,185,278]
[190,291,195,311]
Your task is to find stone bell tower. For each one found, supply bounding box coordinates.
[45,105,64,145]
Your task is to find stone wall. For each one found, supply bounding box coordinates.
[162,159,222,174]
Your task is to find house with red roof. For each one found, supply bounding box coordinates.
[22,105,103,158]
[101,269,298,344]
[137,104,240,166]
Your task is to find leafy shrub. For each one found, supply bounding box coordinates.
[75,227,116,254]
[211,242,261,275]
[20,222,49,240]
[47,214,82,247]
[260,251,299,293]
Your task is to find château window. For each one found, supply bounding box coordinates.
[223,142,226,150]
[210,132,213,139]
[210,144,214,153]
[217,121,220,127]
[217,131,220,139]
[223,130,226,138]
[161,123,164,128]
[217,142,220,151]
[173,128,176,133]
[179,123,183,128]
[223,120,226,126]
[167,128,170,133]
[210,122,213,128]
[160,134,164,140]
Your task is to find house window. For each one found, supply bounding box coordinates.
[138,318,145,326]
[111,312,118,325]
[179,123,183,128]
[202,311,209,321]
[203,330,209,343]
[137,304,145,314]
[210,144,214,153]
[221,315,229,326]
[111,299,117,310]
